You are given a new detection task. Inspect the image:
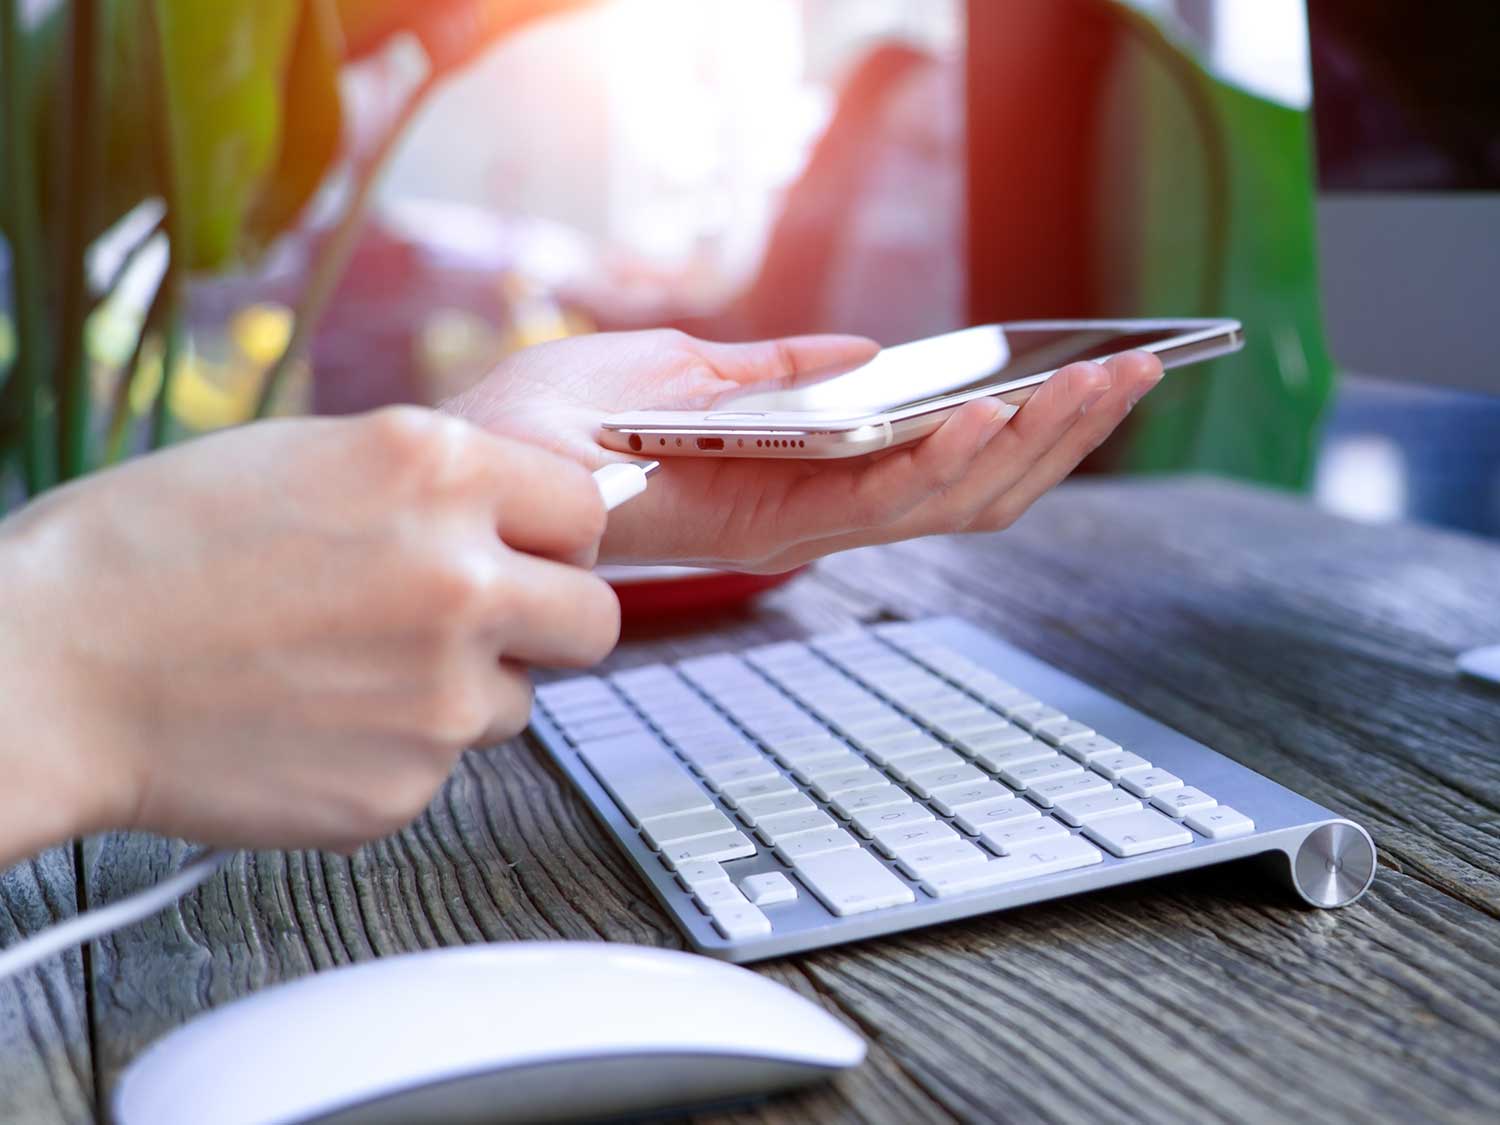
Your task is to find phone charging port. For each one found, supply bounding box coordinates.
[696,438,725,451]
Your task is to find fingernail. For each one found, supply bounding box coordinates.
[1080,380,1112,415]
[981,401,1017,440]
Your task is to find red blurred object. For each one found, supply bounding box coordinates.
[599,567,805,620]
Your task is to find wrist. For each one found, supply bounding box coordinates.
[0,504,140,863]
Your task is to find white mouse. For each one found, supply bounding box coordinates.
[113,942,865,1125]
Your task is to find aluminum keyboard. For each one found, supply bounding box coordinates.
[529,617,1372,961]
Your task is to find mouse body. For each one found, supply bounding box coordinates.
[113,942,865,1125]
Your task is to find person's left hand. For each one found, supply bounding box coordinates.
[446,329,1163,572]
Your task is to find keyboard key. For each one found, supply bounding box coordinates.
[710,901,773,941]
[774,827,861,863]
[926,710,1012,741]
[835,714,912,741]
[954,797,1040,834]
[907,764,989,798]
[952,724,1034,755]
[1185,806,1255,839]
[641,809,737,850]
[1058,735,1123,763]
[1120,770,1184,798]
[740,872,798,907]
[995,693,1042,718]
[888,749,966,781]
[697,757,781,790]
[733,790,815,825]
[694,882,750,911]
[851,803,935,838]
[905,692,987,723]
[675,743,762,770]
[766,736,847,766]
[754,808,837,844]
[832,785,912,819]
[871,820,960,858]
[895,839,989,880]
[970,740,1056,773]
[741,716,824,743]
[577,737,716,826]
[1024,772,1112,808]
[1083,809,1194,857]
[1052,789,1142,827]
[789,749,867,781]
[673,860,731,891]
[930,780,1012,816]
[998,755,1083,788]
[1035,719,1095,746]
[536,677,609,706]
[979,817,1072,856]
[811,767,885,801]
[1012,704,1067,730]
[559,714,649,742]
[1151,787,1217,818]
[717,775,799,807]
[959,675,1032,709]
[660,830,757,868]
[919,835,1103,897]
[792,849,916,916]
[1092,751,1153,780]
[856,732,944,764]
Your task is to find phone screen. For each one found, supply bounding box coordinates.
[708,325,1183,418]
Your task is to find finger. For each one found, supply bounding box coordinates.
[474,659,536,748]
[699,334,881,387]
[971,350,1164,531]
[488,549,621,669]
[467,430,609,559]
[879,359,1116,538]
[750,361,1117,564]
[770,397,1008,548]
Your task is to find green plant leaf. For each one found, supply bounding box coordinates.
[152,0,301,270]
[245,0,345,253]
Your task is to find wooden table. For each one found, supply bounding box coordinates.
[4,478,1499,1124]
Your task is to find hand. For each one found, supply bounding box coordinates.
[445,329,1164,571]
[0,408,618,862]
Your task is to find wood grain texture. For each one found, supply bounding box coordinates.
[36,478,1500,1122]
[0,847,94,1125]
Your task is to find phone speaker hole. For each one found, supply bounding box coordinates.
[696,438,724,451]
[628,435,643,452]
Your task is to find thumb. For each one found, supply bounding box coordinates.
[700,334,881,387]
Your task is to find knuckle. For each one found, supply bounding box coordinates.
[363,406,469,484]
[653,327,693,349]
[420,677,493,746]
[421,551,497,622]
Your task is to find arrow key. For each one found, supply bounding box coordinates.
[1082,808,1193,857]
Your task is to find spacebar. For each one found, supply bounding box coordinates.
[576,735,715,826]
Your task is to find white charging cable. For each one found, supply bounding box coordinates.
[0,460,660,982]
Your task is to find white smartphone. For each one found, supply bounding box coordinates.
[599,318,1244,460]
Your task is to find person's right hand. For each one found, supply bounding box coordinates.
[0,408,619,862]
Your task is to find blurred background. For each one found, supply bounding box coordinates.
[2,0,1497,535]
